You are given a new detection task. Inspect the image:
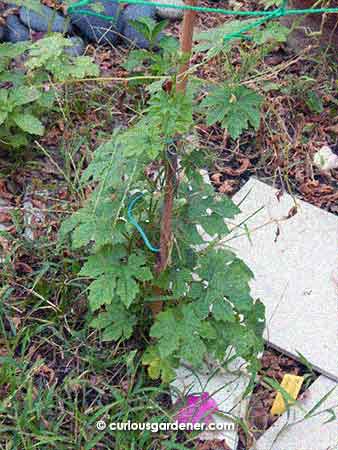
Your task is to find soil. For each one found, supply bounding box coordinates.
[238,346,319,449]
[283,0,338,51]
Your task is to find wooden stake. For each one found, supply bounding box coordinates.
[151,1,197,316]
[177,0,198,93]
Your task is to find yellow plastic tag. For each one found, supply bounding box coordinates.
[270,374,304,416]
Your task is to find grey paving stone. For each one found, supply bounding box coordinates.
[255,375,338,450]
[228,178,338,381]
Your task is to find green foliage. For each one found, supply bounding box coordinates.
[3,0,45,15]
[90,303,138,341]
[201,84,263,139]
[251,22,290,44]
[146,89,193,137]
[0,34,98,151]
[122,35,180,78]
[0,87,44,141]
[128,17,169,50]
[306,91,324,113]
[81,250,153,310]
[58,14,274,384]
[26,35,99,81]
[195,18,289,59]
[260,0,284,8]
[60,78,265,383]
[195,19,257,57]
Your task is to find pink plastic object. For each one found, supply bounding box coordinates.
[176,392,218,425]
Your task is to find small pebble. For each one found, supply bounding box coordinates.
[313,145,338,172]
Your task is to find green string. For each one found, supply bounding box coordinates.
[68,0,338,42]
[68,0,337,252]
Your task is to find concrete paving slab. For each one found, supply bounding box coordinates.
[227,178,338,381]
[255,375,338,450]
[171,358,250,449]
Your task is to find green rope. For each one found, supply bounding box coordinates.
[68,0,338,43]
[68,0,338,19]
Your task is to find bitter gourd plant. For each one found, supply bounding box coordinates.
[59,20,270,383]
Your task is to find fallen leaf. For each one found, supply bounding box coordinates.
[219,179,238,194]
[326,124,338,134]
[216,158,250,176]
[211,173,222,184]
[0,213,11,222]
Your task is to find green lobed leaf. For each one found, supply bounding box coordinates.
[150,310,180,358]
[252,22,290,44]
[142,346,176,382]
[82,250,152,310]
[26,35,68,70]
[90,304,137,341]
[79,245,127,277]
[122,49,149,71]
[88,275,116,311]
[146,89,193,137]
[150,304,207,368]
[49,56,100,81]
[201,84,263,139]
[0,42,29,59]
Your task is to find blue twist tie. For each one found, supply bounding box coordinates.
[127,193,160,253]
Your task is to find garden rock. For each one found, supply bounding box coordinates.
[19,5,70,33]
[121,5,158,49]
[153,0,184,20]
[70,0,123,46]
[230,178,338,381]
[4,15,30,43]
[64,36,85,57]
